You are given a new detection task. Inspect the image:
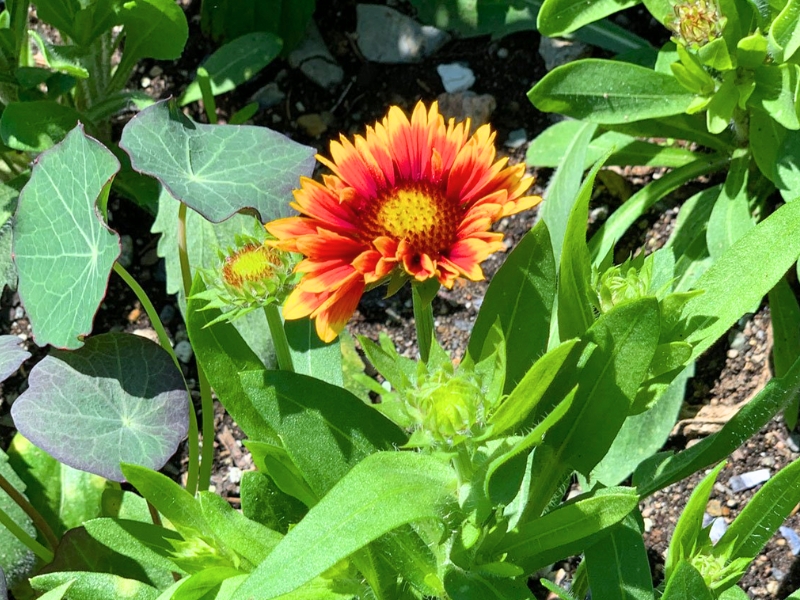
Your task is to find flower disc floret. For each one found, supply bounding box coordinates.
[266,101,542,342]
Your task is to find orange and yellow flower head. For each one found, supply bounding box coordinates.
[266,101,542,343]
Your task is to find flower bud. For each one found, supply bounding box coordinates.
[670,0,726,47]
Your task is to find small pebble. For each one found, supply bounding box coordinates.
[13,306,23,320]
[133,328,159,344]
[437,63,475,93]
[780,526,800,555]
[709,517,727,544]
[295,101,306,113]
[706,499,723,517]
[127,307,141,323]
[729,468,771,492]
[174,340,193,363]
[726,349,739,359]
[140,77,151,88]
[767,581,780,595]
[149,65,163,77]
[788,432,800,453]
[504,128,528,149]
[159,304,176,326]
[228,467,243,484]
[297,113,330,138]
[497,47,509,59]
[118,235,134,268]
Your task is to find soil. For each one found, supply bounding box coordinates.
[1,1,800,598]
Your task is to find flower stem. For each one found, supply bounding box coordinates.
[264,304,294,372]
[0,503,53,563]
[176,202,203,495]
[412,279,439,363]
[0,471,58,554]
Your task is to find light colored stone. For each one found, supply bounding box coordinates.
[132,328,160,344]
[297,113,332,138]
[251,82,285,109]
[118,235,134,269]
[175,340,193,363]
[289,21,343,90]
[505,128,528,149]
[538,36,590,71]
[781,526,800,555]
[708,517,727,544]
[436,92,496,133]
[437,63,475,93]
[356,4,449,64]
[729,468,770,492]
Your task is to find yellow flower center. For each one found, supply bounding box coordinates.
[361,183,462,256]
[378,189,442,239]
[222,244,280,289]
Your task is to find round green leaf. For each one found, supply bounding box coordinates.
[13,125,120,349]
[119,0,188,62]
[0,101,82,152]
[528,59,696,124]
[10,333,189,482]
[120,100,316,223]
[0,335,29,381]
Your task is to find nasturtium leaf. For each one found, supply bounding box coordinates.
[0,101,82,152]
[13,125,120,349]
[179,32,283,106]
[11,333,189,482]
[0,449,35,591]
[234,452,455,600]
[121,100,316,223]
[529,60,695,124]
[7,434,106,538]
[30,572,158,600]
[0,335,28,381]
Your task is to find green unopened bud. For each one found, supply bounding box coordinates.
[417,376,482,440]
[670,0,726,47]
[193,229,299,325]
[593,254,654,314]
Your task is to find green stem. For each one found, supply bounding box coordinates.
[412,284,436,363]
[113,263,177,368]
[113,261,201,494]
[264,304,294,372]
[0,471,58,553]
[176,202,201,495]
[0,504,53,563]
[197,67,218,125]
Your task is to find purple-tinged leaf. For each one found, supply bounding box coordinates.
[11,333,188,482]
[120,100,315,223]
[0,336,29,382]
[13,125,120,350]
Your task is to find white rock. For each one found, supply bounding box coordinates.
[251,82,285,109]
[728,468,770,492]
[174,340,194,364]
[357,4,449,64]
[538,36,590,71]
[505,128,528,149]
[437,92,496,132]
[437,63,475,93]
[781,526,800,555]
[118,235,134,269]
[709,517,728,545]
[289,21,344,90]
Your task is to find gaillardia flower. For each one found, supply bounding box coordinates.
[267,101,542,342]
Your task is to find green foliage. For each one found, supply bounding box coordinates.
[200,0,315,51]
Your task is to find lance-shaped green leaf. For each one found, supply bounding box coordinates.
[537,0,639,36]
[584,511,654,600]
[0,335,28,381]
[468,212,556,393]
[285,318,343,386]
[11,333,189,482]
[13,125,120,349]
[179,32,283,106]
[7,434,106,538]
[662,562,713,600]
[770,0,800,62]
[239,369,407,496]
[30,572,158,600]
[769,278,800,428]
[443,567,533,600]
[529,60,695,124]
[682,198,800,361]
[706,152,754,261]
[634,351,800,497]
[121,100,316,223]
[748,64,800,131]
[233,452,455,600]
[492,487,639,572]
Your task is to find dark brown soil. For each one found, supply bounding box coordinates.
[2,1,800,599]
